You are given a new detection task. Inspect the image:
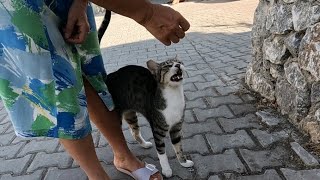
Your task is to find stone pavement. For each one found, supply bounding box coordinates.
[1,0,320,179]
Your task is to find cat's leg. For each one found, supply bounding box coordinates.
[152,124,173,178]
[169,122,194,168]
[123,111,152,149]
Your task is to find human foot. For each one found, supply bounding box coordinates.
[114,154,162,180]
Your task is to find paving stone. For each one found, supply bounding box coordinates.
[208,60,230,68]
[206,94,243,107]
[240,146,291,172]
[256,110,285,126]
[0,142,25,159]
[184,75,206,84]
[0,131,15,146]
[0,154,32,174]
[123,125,153,144]
[252,129,289,147]
[194,106,234,121]
[98,135,109,147]
[184,109,196,123]
[194,80,225,90]
[0,122,11,134]
[95,146,116,165]
[206,130,256,153]
[186,98,207,109]
[281,168,320,180]
[208,175,221,180]
[192,149,246,179]
[218,114,262,132]
[18,139,59,157]
[290,142,319,166]
[183,83,197,92]
[216,85,240,95]
[1,169,44,180]
[229,104,257,116]
[183,120,222,138]
[45,167,87,180]
[228,60,249,69]
[187,68,213,77]
[27,152,72,172]
[203,73,220,81]
[232,169,282,180]
[240,94,256,102]
[185,88,218,100]
[182,135,209,155]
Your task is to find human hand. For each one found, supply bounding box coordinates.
[140,4,190,46]
[64,0,90,44]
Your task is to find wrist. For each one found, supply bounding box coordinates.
[133,2,154,26]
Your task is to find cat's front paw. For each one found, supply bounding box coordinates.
[162,168,173,178]
[180,160,194,167]
[140,141,153,149]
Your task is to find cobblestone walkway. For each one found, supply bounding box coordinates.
[1,0,320,179]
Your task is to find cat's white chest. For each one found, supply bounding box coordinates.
[161,87,185,128]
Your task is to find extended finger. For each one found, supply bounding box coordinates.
[179,15,190,32]
[64,17,77,39]
[175,26,185,39]
[169,34,179,44]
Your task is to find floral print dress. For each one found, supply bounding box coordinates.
[0,0,114,139]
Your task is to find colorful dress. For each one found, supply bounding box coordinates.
[0,0,114,139]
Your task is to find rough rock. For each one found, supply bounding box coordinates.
[284,32,304,57]
[292,2,320,31]
[266,2,293,34]
[284,60,307,90]
[263,35,288,65]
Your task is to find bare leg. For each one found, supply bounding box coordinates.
[84,80,162,180]
[60,135,109,180]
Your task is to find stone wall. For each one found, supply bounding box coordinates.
[246,0,320,143]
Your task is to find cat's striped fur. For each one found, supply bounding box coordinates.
[105,58,194,178]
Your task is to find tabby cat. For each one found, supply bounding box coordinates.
[105,58,194,177]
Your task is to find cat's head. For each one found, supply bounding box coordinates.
[147,57,185,87]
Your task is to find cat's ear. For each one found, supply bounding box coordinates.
[147,60,159,75]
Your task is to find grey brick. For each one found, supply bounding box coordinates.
[206,94,243,107]
[208,175,221,180]
[281,168,320,180]
[18,139,59,157]
[192,149,246,178]
[228,60,249,69]
[123,125,153,144]
[168,159,196,180]
[252,129,289,147]
[208,60,229,68]
[206,130,255,153]
[0,131,15,146]
[290,142,319,166]
[186,98,207,109]
[187,68,213,77]
[226,51,244,58]
[185,88,218,100]
[0,122,11,134]
[1,169,44,180]
[229,104,257,116]
[240,146,291,172]
[95,146,116,165]
[183,120,222,138]
[184,75,206,84]
[196,63,210,70]
[240,94,256,102]
[183,83,197,92]
[183,109,196,123]
[182,135,210,155]
[203,73,220,81]
[216,85,240,96]
[218,114,262,132]
[98,135,109,147]
[255,110,285,126]
[0,154,32,174]
[219,66,243,75]
[45,167,87,180]
[218,55,237,62]
[195,80,225,90]
[235,169,282,180]
[0,142,25,159]
[194,106,234,121]
[27,152,72,172]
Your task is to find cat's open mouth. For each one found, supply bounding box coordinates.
[171,69,183,82]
